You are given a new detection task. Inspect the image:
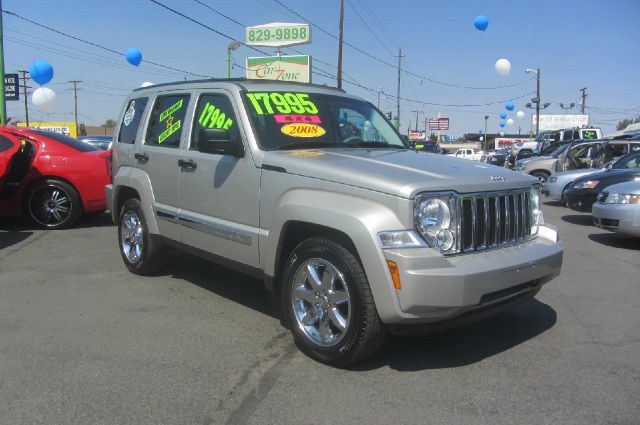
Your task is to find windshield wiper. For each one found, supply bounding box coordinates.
[277,141,342,150]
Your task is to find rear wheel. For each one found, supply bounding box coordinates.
[118,198,164,275]
[27,179,82,229]
[281,236,387,366]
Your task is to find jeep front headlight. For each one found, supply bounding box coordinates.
[414,194,458,253]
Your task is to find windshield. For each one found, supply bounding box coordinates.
[544,142,570,157]
[244,91,406,150]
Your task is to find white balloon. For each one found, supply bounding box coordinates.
[32,87,57,113]
[495,58,511,76]
[507,118,514,126]
[499,131,505,136]
[516,110,525,119]
[140,81,154,87]
[479,136,484,142]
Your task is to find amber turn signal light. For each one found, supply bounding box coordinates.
[386,260,401,290]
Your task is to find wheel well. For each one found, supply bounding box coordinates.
[115,186,140,216]
[272,221,359,297]
[22,176,81,214]
[530,169,550,177]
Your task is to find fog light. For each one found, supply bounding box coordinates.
[435,229,454,250]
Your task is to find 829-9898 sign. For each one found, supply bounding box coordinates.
[246,23,311,48]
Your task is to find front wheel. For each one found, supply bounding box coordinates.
[531,171,549,183]
[281,236,387,366]
[117,198,164,275]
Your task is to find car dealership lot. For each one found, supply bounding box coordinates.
[0,203,638,425]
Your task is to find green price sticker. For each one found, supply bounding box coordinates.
[159,99,183,122]
[246,92,318,115]
[198,102,233,130]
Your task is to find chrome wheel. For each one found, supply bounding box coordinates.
[28,184,72,227]
[120,211,144,263]
[291,258,351,347]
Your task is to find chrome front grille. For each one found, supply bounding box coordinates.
[458,189,532,253]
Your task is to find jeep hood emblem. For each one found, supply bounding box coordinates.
[490,176,506,182]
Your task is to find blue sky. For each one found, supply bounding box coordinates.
[3,0,639,136]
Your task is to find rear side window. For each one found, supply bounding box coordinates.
[118,97,148,144]
[191,94,239,151]
[145,94,190,148]
[0,135,15,152]
[30,130,98,152]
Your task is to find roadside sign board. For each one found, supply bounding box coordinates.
[246,55,311,83]
[408,130,426,141]
[246,23,311,48]
[534,114,589,131]
[17,122,78,138]
[4,73,19,101]
[494,137,533,149]
[429,118,449,130]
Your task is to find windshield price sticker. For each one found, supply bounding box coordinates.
[198,102,234,130]
[281,123,326,138]
[246,92,318,115]
[274,114,321,124]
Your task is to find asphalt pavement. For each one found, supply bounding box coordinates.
[0,202,638,425]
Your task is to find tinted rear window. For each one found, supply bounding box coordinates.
[0,135,15,153]
[30,130,98,152]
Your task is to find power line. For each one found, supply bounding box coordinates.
[2,9,210,78]
[345,0,394,56]
[270,0,534,90]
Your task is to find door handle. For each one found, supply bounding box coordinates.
[134,153,149,163]
[178,159,197,170]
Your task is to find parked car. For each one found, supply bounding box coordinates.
[513,143,571,182]
[414,141,441,153]
[107,79,562,366]
[537,127,602,154]
[544,150,640,202]
[448,147,483,160]
[79,135,113,151]
[554,138,640,173]
[592,181,640,237]
[564,168,640,212]
[0,126,111,229]
[481,147,510,166]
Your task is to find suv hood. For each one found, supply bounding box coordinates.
[262,149,536,198]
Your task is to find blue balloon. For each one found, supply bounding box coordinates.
[474,15,489,31]
[499,121,506,128]
[499,112,507,119]
[478,129,483,134]
[28,59,54,85]
[505,101,515,111]
[125,48,142,66]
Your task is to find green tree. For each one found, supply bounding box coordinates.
[101,119,116,128]
[616,115,640,131]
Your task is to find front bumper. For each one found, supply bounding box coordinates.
[564,190,598,212]
[592,202,640,237]
[381,225,563,325]
[543,179,565,201]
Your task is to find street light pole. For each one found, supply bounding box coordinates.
[227,40,241,79]
[526,67,541,136]
[484,115,489,151]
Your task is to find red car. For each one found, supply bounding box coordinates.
[0,126,111,229]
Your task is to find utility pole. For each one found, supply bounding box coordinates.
[69,80,81,135]
[0,0,7,125]
[484,115,489,151]
[19,70,29,126]
[337,0,344,89]
[395,47,404,130]
[535,68,541,137]
[437,111,441,143]
[579,87,588,114]
[412,109,421,131]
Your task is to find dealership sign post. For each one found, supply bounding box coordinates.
[533,114,589,131]
[245,23,312,83]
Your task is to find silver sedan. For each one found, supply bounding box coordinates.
[592,181,640,237]
[544,168,604,202]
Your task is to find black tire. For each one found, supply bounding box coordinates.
[117,198,164,275]
[26,178,82,229]
[281,236,387,366]
[530,171,549,183]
